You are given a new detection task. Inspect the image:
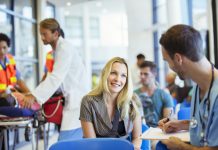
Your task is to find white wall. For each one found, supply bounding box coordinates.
[125,0,154,68]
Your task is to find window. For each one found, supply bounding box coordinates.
[46,2,56,18]
[65,16,83,47]
[0,0,38,89]
[14,0,35,19]
[90,17,100,39]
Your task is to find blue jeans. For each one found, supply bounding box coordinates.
[58,128,83,141]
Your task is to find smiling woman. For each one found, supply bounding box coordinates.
[79,57,143,150]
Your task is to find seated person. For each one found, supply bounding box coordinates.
[135,61,174,127]
[165,72,178,100]
[79,57,142,150]
[0,33,30,106]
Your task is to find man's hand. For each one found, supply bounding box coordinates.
[22,94,36,109]
[158,119,187,133]
[158,118,170,129]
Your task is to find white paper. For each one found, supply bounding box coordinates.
[140,127,190,142]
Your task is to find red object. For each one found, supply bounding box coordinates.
[45,51,54,73]
[0,54,17,93]
[42,96,64,125]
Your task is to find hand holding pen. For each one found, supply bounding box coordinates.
[158,109,180,133]
[158,109,174,127]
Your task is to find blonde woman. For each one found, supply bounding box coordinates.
[79,57,142,150]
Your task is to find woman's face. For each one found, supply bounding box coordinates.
[107,62,127,96]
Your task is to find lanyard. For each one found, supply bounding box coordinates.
[193,63,214,117]
[192,63,214,144]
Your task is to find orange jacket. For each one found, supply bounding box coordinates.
[45,51,54,73]
[0,54,17,93]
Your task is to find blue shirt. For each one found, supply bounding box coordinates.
[0,56,21,80]
[190,78,218,146]
[135,88,173,126]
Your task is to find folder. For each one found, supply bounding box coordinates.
[140,127,190,142]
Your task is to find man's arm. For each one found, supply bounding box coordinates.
[163,107,173,118]
[16,79,30,93]
[162,137,218,150]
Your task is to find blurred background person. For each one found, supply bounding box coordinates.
[0,33,30,106]
[165,72,178,99]
[135,61,174,127]
[22,18,89,141]
[131,53,145,90]
[0,33,31,150]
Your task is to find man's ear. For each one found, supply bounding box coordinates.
[174,53,183,65]
[54,30,59,38]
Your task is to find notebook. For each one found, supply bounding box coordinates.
[140,127,190,142]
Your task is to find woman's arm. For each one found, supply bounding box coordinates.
[131,114,142,150]
[81,120,96,138]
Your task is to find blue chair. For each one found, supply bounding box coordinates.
[180,99,191,108]
[58,127,83,141]
[156,141,168,150]
[177,107,191,120]
[141,124,151,150]
[49,138,134,150]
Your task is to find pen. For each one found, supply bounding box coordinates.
[166,109,174,122]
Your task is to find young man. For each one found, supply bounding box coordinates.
[135,61,173,127]
[159,24,218,149]
[22,18,89,141]
[0,33,30,103]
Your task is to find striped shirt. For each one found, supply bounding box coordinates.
[79,94,134,137]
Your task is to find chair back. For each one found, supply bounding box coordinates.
[156,141,168,150]
[178,107,191,120]
[141,124,151,150]
[49,138,134,150]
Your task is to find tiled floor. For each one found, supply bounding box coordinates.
[16,131,59,150]
[12,124,59,150]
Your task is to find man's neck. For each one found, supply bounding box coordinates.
[189,58,214,95]
[51,37,59,50]
[141,83,157,96]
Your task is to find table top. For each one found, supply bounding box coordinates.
[0,116,33,126]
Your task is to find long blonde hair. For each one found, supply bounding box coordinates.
[88,57,139,120]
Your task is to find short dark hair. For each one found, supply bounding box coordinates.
[139,61,157,74]
[159,24,204,61]
[137,53,145,59]
[0,33,10,47]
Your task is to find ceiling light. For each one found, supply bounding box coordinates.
[66,2,71,6]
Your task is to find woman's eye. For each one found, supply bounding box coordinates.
[110,72,116,75]
[121,74,127,78]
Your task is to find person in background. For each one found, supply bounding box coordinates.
[22,18,89,141]
[135,60,174,127]
[80,57,142,150]
[0,33,30,105]
[165,72,178,99]
[41,28,65,82]
[0,33,31,150]
[159,24,218,150]
[131,53,145,90]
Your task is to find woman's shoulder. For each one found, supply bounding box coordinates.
[81,94,102,104]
